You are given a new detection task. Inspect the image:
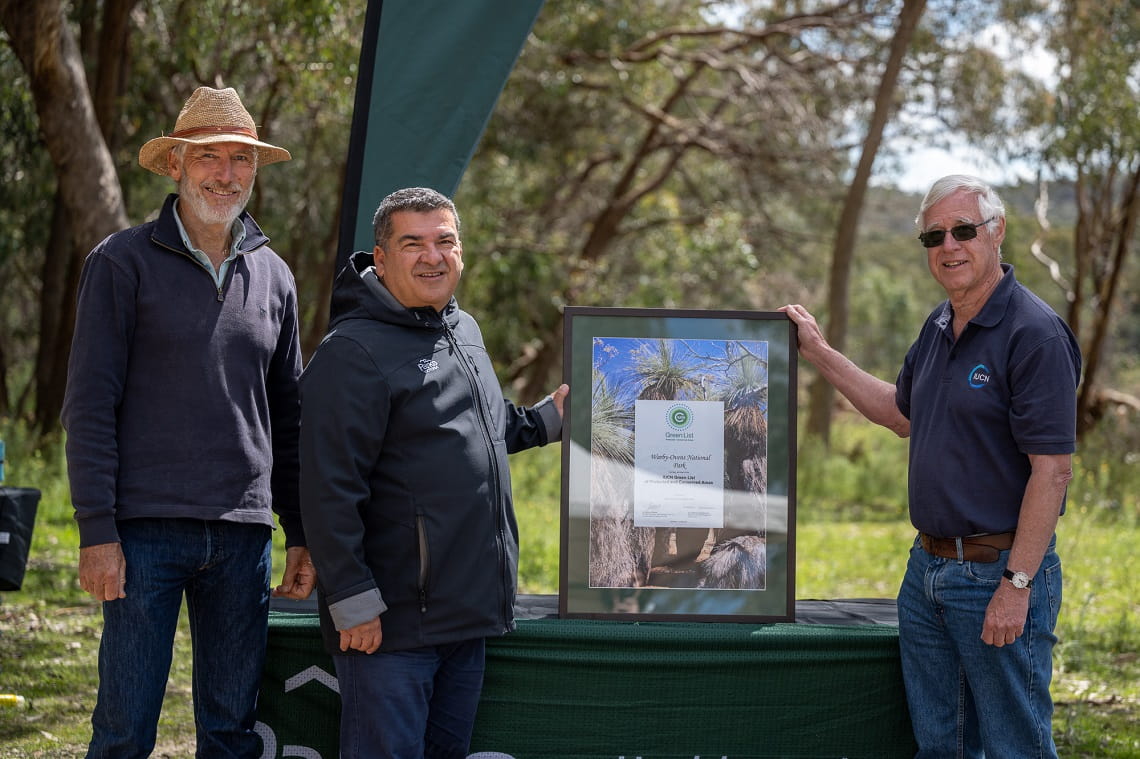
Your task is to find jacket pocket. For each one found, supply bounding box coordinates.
[416,514,430,613]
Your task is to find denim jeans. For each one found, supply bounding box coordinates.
[86,518,272,759]
[333,637,486,759]
[897,534,1061,759]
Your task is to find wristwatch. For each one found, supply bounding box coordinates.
[1003,569,1033,589]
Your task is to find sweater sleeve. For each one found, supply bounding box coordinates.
[299,334,390,629]
[267,270,304,547]
[60,244,137,547]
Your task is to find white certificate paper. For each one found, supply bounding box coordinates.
[633,400,725,528]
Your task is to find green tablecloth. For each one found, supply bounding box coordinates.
[257,599,916,759]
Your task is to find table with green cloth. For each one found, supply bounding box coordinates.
[257,596,916,759]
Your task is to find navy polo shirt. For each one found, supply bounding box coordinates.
[895,264,1081,537]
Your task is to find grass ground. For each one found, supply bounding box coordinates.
[1,423,1137,757]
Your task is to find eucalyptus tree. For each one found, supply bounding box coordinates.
[1029,0,1140,435]
[123,0,363,353]
[459,0,904,404]
[0,0,131,434]
[0,41,54,417]
[0,0,362,432]
[806,0,926,444]
[803,0,1038,443]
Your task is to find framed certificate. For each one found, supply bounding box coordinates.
[558,307,796,622]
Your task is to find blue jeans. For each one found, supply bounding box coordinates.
[333,638,486,759]
[897,535,1061,759]
[86,518,272,759]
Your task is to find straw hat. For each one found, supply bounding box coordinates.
[138,86,291,176]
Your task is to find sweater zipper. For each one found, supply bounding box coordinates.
[439,317,511,623]
[153,239,228,302]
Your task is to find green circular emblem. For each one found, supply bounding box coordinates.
[667,404,693,431]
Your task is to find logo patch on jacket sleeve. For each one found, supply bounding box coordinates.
[418,358,440,373]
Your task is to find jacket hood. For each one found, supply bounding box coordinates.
[328,250,459,329]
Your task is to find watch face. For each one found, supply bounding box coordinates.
[1006,570,1031,589]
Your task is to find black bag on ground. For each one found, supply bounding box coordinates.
[0,487,41,591]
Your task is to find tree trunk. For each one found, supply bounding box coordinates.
[90,0,139,150]
[35,195,82,437]
[509,317,563,405]
[0,0,131,435]
[1074,164,1140,437]
[805,0,927,445]
[300,166,345,359]
[0,335,9,416]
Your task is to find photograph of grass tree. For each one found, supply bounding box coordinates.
[560,309,795,621]
[587,336,770,595]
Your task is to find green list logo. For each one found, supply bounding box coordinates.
[666,403,693,431]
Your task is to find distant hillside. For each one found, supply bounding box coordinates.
[999,180,1078,226]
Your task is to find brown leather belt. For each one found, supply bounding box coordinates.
[919,532,1014,563]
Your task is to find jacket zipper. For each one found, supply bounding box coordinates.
[439,316,512,624]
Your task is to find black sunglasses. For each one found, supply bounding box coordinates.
[917,217,995,248]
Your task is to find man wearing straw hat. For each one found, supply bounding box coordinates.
[62,86,314,758]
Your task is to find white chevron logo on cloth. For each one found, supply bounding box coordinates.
[284,665,340,694]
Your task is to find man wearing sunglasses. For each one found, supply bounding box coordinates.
[782,174,1080,758]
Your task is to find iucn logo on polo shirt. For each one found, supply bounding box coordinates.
[418,358,440,373]
[968,363,992,388]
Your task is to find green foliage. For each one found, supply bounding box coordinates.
[1042,2,1140,169]
[1013,1,1140,424]
[0,42,54,416]
[1068,412,1140,529]
[120,0,365,345]
[845,258,932,377]
[2,414,1139,754]
[0,424,73,567]
[797,416,910,521]
[4,1,1140,754]
[0,1,365,423]
[510,445,564,595]
[894,0,1022,155]
[458,0,895,399]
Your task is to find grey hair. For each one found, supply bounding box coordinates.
[372,187,460,249]
[915,174,1005,230]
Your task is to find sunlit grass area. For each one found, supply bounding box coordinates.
[2,415,1137,757]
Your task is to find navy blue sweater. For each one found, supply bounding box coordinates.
[61,194,304,548]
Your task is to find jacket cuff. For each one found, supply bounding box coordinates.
[533,394,563,443]
[328,588,388,631]
[277,513,307,549]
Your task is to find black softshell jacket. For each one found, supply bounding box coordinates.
[300,251,560,655]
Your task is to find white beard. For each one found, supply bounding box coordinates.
[178,175,255,227]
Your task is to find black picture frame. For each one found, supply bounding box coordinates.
[559,307,797,622]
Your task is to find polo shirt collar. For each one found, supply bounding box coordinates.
[934,262,1016,335]
[970,262,1016,328]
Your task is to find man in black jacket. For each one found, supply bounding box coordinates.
[300,187,567,759]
